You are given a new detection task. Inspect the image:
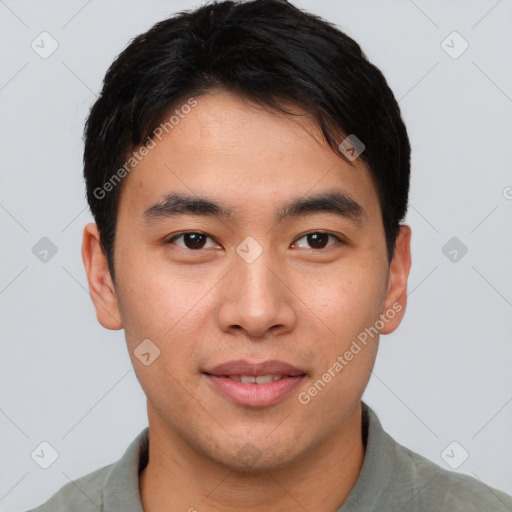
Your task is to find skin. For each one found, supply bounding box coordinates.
[82,90,411,512]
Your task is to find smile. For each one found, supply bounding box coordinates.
[203,373,306,407]
[225,374,285,384]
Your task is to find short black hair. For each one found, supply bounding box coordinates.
[84,0,410,283]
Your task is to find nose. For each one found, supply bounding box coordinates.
[217,246,297,339]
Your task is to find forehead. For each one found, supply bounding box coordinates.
[118,91,381,225]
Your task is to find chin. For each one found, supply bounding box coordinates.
[203,435,304,474]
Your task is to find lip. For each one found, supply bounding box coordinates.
[202,359,307,408]
[204,359,306,377]
[204,374,306,407]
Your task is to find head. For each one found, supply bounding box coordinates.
[82,0,411,472]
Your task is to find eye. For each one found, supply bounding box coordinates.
[166,232,220,250]
[165,231,343,252]
[292,232,343,250]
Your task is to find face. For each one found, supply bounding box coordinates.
[83,90,411,472]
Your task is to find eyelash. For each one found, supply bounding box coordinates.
[165,231,344,251]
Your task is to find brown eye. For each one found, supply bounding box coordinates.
[183,233,207,249]
[167,232,218,250]
[307,233,329,249]
[293,232,342,250]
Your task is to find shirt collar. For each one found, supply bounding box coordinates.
[101,401,393,511]
[102,425,148,511]
[336,401,397,511]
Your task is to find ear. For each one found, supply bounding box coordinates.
[81,223,123,330]
[379,224,412,335]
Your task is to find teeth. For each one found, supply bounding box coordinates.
[227,375,283,384]
[256,375,277,384]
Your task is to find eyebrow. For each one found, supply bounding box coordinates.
[142,191,367,226]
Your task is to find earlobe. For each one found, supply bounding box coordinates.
[379,224,412,335]
[81,223,123,330]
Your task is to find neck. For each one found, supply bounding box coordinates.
[139,402,365,512]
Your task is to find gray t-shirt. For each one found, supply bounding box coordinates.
[27,402,512,511]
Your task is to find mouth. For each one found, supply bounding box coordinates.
[214,374,293,384]
[202,359,307,407]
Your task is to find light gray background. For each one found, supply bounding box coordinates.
[1,0,511,510]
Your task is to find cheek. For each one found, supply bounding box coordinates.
[303,266,386,342]
[121,304,205,414]
[297,263,385,402]
[114,248,213,338]
[115,254,218,376]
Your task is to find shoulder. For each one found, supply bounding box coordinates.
[358,403,512,511]
[393,441,512,511]
[26,463,113,512]
[26,426,149,512]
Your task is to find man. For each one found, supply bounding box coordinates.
[29,0,512,510]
